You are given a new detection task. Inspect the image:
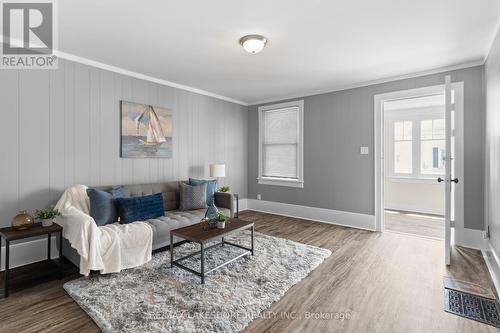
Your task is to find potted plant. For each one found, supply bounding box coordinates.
[215,212,229,229]
[35,207,61,227]
[218,186,230,193]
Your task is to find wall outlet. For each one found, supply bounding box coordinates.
[360,146,369,155]
[257,194,261,200]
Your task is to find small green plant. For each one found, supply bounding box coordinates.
[215,212,229,222]
[35,207,61,220]
[219,186,230,193]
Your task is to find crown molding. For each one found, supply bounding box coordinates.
[1,35,486,108]
[249,60,485,106]
[54,50,249,106]
[0,34,249,105]
[484,18,500,63]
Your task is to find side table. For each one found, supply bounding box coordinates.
[0,222,63,298]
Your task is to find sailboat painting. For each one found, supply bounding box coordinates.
[120,101,173,158]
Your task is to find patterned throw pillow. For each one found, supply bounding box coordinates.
[179,182,208,211]
[189,178,217,205]
[115,193,165,224]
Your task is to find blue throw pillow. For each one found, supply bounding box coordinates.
[86,188,121,226]
[115,193,165,224]
[189,178,217,205]
[111,185,126,198]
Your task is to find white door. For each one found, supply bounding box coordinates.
[442,75,459,265]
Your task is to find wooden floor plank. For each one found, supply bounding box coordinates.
[384,210,444,239]
[0,210,495,333]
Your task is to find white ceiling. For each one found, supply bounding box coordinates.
[60,0,500,105]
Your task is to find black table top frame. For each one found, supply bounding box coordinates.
[170,222,254,284]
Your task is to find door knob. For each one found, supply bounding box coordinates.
[437,177,459,183]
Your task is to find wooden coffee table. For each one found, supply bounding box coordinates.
[170,219,254,284]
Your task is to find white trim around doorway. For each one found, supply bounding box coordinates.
[374,83,465,242]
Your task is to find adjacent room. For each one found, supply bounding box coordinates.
[1,1,500,332]
[383,93,447,239]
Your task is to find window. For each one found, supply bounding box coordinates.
[258,100,304,188]
[387,108,445,180]
[420,119,445,175]
[393,121,413,174]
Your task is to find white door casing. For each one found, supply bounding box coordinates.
[374,81,465,264]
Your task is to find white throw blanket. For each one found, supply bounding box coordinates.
[55,185,153,276]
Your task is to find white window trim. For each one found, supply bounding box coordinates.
[257,100,304,188]
[385,106,445,181]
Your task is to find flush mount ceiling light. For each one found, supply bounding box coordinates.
[239,34,268,54]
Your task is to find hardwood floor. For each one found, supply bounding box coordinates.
[0,210,496,333]
[384,210,445,239]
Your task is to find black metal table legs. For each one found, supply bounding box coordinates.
[200,243,205,284]
[170,233,174,268]
[235,194,239,218]
[47,232,51,261]
[170,228,255,284]
[251,225,254,255]
[4,240,9,297]
[59,230,63,279]
[48,231,63,279]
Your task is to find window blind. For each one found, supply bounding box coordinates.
[262,107,299,179]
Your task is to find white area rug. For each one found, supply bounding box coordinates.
[64,231,331,333]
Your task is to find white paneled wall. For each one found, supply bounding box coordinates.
[0,59,248,228]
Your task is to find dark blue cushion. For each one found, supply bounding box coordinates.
[86,188,120,226]
[189,178,217,205]
[115,193,165,224]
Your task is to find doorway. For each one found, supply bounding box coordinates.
[374,81,464,261]
[383,94,446,239]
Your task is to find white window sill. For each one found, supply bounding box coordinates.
[387,176,442,184]
[257,177,304,188]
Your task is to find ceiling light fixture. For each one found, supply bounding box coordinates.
[239,34,268,54]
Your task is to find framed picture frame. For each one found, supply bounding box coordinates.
[120,100,173,158]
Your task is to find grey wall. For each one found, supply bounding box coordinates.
[485,27,500,254]
[0,58,248,229]
[248,66,485,230]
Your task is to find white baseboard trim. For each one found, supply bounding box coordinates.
[242,200,485,251]
[245,199,375,231]
[458,228,487,250]
[384,203,444,216]
[0,236,60,271]
[482,242,500,297]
